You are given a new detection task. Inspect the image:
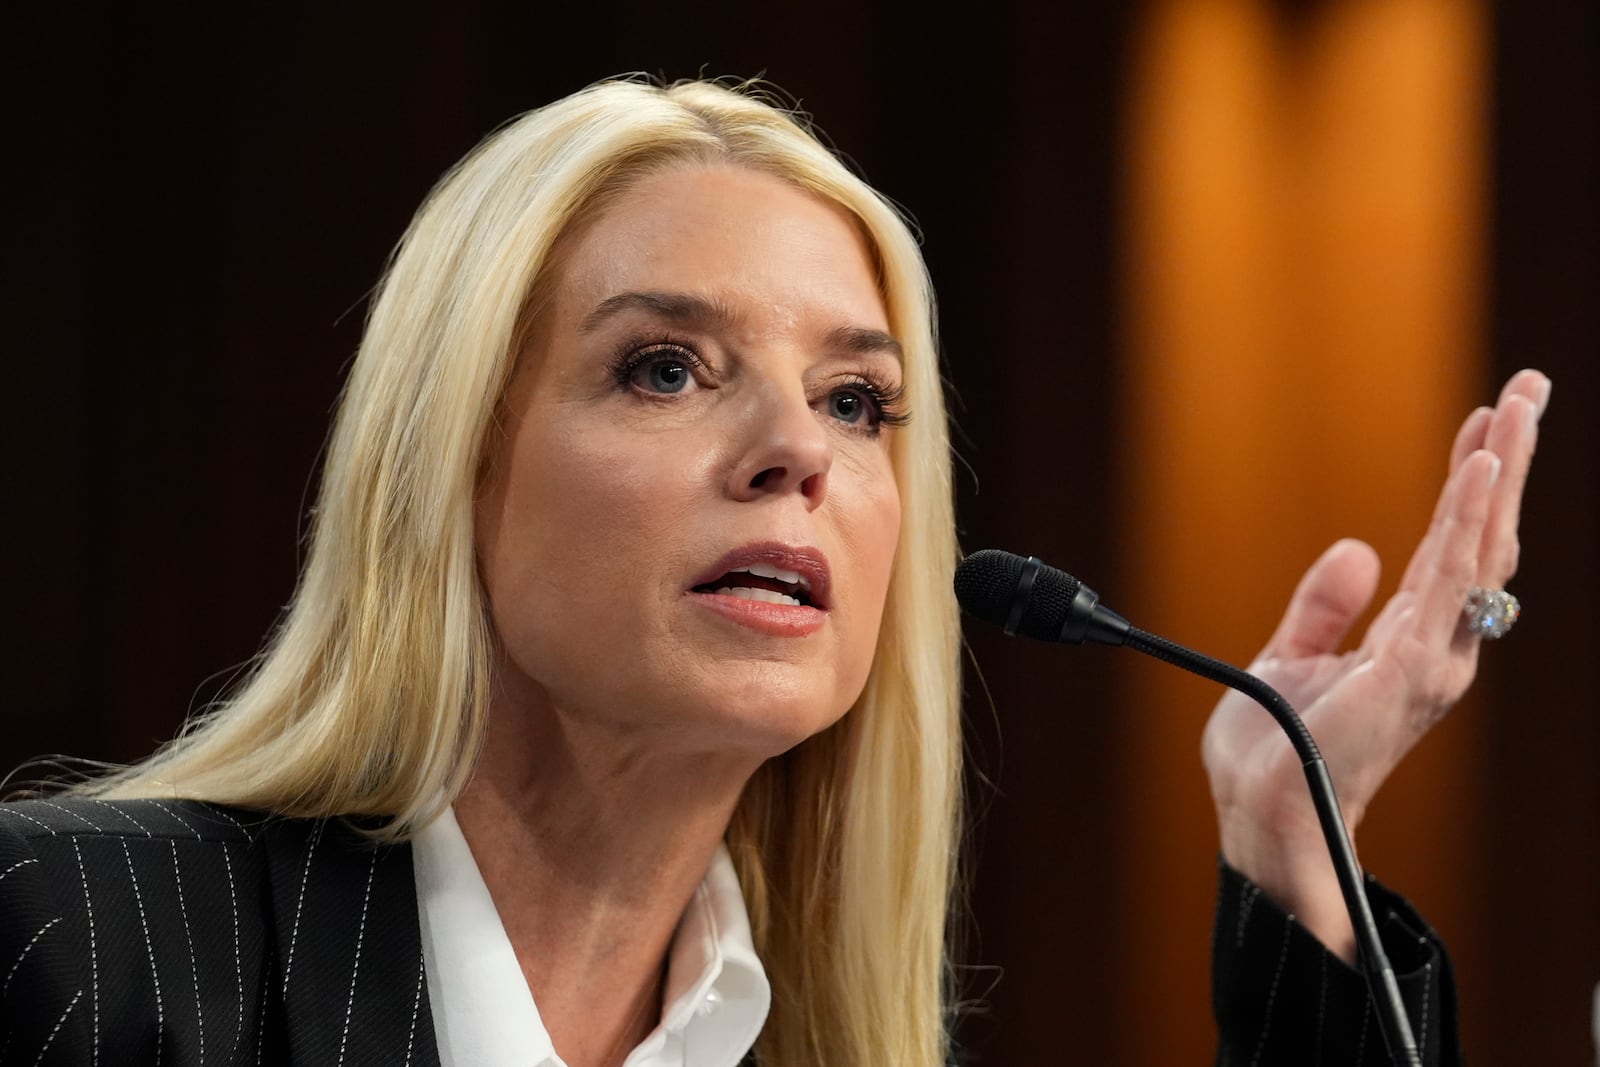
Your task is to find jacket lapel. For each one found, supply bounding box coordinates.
[263,816,442,1066]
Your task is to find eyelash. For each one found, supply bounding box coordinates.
[833,373,911,431]
[605,338,709,391]
[605,338,912,433]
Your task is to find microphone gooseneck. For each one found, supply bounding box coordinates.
[954,549,1422,1067]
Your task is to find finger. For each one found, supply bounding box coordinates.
[1397,445,1499,596]
[1258,538,1382,662]
[1448,406,1493,472]
[1406,449,1501,648]
[1496,366,1553,415]
[1478,371,1551,585]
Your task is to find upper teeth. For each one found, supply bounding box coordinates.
[731,563,810,591]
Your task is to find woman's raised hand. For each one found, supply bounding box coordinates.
[1200,369,1551,961]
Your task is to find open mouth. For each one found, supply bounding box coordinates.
[692,563,815,608]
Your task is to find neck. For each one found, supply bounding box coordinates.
[454,683,761,1067]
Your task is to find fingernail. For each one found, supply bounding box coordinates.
[1487,454,1503,487]
[1534,375,1553,420]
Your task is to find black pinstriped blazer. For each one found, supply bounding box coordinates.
[0,797,1457,1066]
[0,798,436,1066]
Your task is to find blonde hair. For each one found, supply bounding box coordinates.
[82,77,962,1067]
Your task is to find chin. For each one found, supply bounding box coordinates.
[653,669,858,758]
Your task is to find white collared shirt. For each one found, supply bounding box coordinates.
[413,807,770,1067]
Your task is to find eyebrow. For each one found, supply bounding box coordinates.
[580,290,732,333]
[579,289,903,364]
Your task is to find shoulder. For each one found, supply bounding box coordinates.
[0,798,277,1060]
[0,797,284,942]
[0,799,396,1064]
[0,797,393,893]
[0,796,417,957]
[0,796,267,844]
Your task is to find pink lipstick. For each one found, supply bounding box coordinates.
[687,543,831,636]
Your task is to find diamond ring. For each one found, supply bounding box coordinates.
[1463,587,1520,639]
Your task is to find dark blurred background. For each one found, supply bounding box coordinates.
[6,2,1595,1061]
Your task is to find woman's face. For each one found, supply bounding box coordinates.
[475,163,904,758]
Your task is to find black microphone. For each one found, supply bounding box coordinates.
[954,548,1422,1067]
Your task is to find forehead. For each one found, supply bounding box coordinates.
[546,163,888,330]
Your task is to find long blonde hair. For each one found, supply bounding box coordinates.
[82,77,962,1067]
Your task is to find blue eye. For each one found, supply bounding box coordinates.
[614,344,703,395]
[635,355,691,394]
[821,376,910,434]
[828,389,871,424]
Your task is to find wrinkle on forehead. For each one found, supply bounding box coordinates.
[508,162,895,409]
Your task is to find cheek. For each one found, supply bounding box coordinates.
[478,418,716,688]
[859,484,902,598]
[840,444,903,557]
[834,454,903,657]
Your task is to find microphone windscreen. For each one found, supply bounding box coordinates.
[954,549,1082,642]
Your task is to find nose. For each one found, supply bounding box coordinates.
[727,382,832,509]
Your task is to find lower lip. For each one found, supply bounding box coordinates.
[688,592,828,637]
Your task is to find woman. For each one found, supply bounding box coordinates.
[0,76,1545,1066]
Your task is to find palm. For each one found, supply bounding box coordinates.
[1200,369,1546,944]
[1203,580,1476,844]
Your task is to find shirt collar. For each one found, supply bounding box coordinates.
[413,806,770,1067]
